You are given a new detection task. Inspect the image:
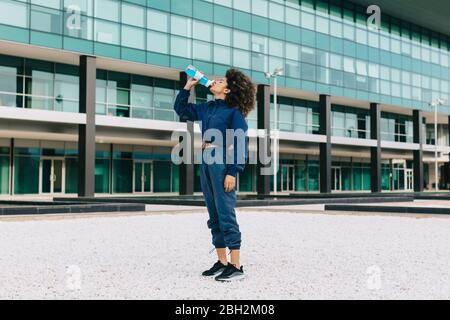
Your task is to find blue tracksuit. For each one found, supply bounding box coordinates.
[174,89,248,250]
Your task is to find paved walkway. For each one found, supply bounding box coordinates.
[0,209,449,299]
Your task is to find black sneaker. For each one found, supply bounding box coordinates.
[202,260,227,277]
[215,263,245,282]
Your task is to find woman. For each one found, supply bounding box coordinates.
[174,68,256,282]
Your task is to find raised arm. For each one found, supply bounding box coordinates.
[173,77,207,122]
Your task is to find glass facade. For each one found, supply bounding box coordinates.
[1,1,448,196]
[0,0,449,112]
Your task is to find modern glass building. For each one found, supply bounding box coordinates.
[0,0,449,196]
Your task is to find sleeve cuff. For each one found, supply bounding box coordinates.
[226,166,239,177]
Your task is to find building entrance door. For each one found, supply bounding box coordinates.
[405,169,413,191]
[40,157,65,194]
[281,164,295,192]
[332,167,342,191]
[134,161,153,193]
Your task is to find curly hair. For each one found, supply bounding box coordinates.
[225,68,256,118]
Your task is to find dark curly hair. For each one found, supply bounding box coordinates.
[225,68,256,118]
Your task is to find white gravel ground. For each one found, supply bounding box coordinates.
[0,210,449,300]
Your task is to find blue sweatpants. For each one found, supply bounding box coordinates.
[200,148,241,250]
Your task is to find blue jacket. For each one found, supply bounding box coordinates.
[174,89,248,177]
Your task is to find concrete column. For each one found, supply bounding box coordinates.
[78,55,96,197]
[256,84,271,196]
[370,103,381,193]
[178,72,195,195]
[413,110,424,192]
[319,94,331,193]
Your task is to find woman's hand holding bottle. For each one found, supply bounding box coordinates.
[184,77,200,90]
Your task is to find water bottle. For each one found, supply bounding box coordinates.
[185,65,215,87]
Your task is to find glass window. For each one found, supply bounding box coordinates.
[380,66,390,80]
[94,20,120,45]
[401,40,411,56]
[95,0,119,22]
[286,60,300,78]
[0,0,28,28]
[315,16,329,34]
[391,69,400,82]
[251,52,268,72]
[251,0,268,17]
[286,6,300,26]
[213,25,231,46]
[233,0,250,12]
[316,50,329,67]
[269,39,283,57]
[122,25,145,50]
[147,9,168,32]
[421,47,430,62]
[193,20,212,42]
[170,36,192,58]
[233,30,250,50]
[54,73,79,112]
[122,3,144,27]
[356,28,367,45]
[343,57,355,73]
[391,83,401,97]
[30,5,62,34]
[300,46,315,64]
[330,20,342,38]
[269,56,283,73]
[233,49,250,69]
[356,60,367,75]
[285,43,299,61]
[300,62,315,81]
[63,0,93,16]
[368,63,379,78]
[343,24,354,40]
[193,40,211,61]
[32,0,60,9]
[301,11,314,30]
[402,71,411,85]
[251,35,268,54]
[391,38,401,54]
[214,0,232,7]
[441,53,449,67]
[147,31,168,54]
[171,15,192,37]
[368,32,378,48]
[330,53,342,70]
[64,12,93,40]
[213,45,231,65]
[269,2,284,22]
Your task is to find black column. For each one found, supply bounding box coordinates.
[413,109,423,192]
[319,94,331,193]
[78,55,96,197]
[178,72,195,195]
[256,84,271,196]
[370,103,381,193]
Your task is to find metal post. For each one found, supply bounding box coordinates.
[434,103,438,191]
[273,76,278,195]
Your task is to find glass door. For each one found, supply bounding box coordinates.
[405,169,413,191]
[281,164,295,192]
[40,158,65,194]
[332,167,342,191]
[134,161,153,193]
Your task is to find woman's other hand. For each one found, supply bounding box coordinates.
[184,77,200,90]
[224,175,236,192]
